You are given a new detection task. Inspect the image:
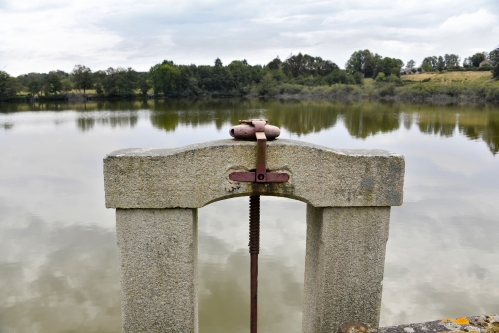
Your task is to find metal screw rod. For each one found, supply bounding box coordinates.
[249,195,260,333]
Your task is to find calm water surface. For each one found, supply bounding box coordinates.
[0,99,498,333]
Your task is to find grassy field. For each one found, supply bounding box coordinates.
[400,71,493,84]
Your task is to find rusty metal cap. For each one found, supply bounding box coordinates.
[229,119,280,140]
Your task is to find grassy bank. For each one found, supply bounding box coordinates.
[264,71,499,103]
[401,71,491,84]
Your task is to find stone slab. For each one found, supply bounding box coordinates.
[104,139,405,208]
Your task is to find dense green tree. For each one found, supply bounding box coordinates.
[238,61,263,83]
[117,67,138,97]
[464,52,486,67]
[221,61,254,94]
[228,60,262,90]
[346,50,380,78]
[422,56,438,70]
[9,50,493,99]
[138,73,150,95]
[353,72,363,85]
[101,68,118,96]
[101,67,137,97]
[92,70,106,86]
[17,72,44,87]
[54,70,69,78]
[211,64,236,93]
[283,53,339,78]
[282,53,304,77]
[0,71,9,99]
[0,72,23,99]
[267,57,282,70]
[317,60,339,76]
[196,65,214,91]
[95,83,103,95]
[492,46,499,80]
[42,84,52,97]
[177,66,203,96]
[421,62,433,72]
[149,61,181,96]
[27,78,42,97]
[47,72,63,94]
[325,69,356,85]
[489,49,499,64]
[493,64,499,80]
[444,54,460,69]
[5,77,23,97]
[437,56,445,72]
[257,73,277,96]
[372,57,403,79]
[71,65,93,94]
[61,78,73,93]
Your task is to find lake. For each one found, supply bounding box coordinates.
[0,99,498,333]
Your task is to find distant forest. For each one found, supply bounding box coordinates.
[0,47,498,101]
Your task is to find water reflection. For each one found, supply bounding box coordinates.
[199,251,303,333]
[0,208,121,333]
[0,99,498,333]
[77,113,138,132]
[198,197,306,333]
[29,99,496,155]
[2,99,497,155]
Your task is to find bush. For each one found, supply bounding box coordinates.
[493,65,499,80]
[486,86,499,101]
[386,75,403,86]
[375,72,386,82]
[353,72,364,85]
[278,83,303,95]
[379,83,396,97]
[257,73,277,96]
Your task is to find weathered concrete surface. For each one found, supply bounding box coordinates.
[303,206,390,333]
[378,315,499,333]
[104,139,404,209]
[105,138,406,333]
[116,208,198,333]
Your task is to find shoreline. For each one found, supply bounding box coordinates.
[1,91,498,105]
[2,76,499,105]
[379,315,499,333]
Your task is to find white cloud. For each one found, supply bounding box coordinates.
[1,0,499,75]
[439,9,497,33]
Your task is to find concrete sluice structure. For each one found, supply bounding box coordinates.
[103,139,405,333]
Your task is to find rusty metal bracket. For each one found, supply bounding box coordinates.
[228,119,289,333]
[229,119,289,183]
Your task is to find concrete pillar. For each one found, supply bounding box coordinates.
[116,208,198,333]
[104,139,405,333]
[303,205,390,333]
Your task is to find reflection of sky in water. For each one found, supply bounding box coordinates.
[0,101,498,333]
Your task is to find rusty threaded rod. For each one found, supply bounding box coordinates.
[249,195,260,333]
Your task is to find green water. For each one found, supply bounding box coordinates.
[1,99,498,333]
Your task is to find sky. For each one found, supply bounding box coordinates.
[1,0,498,76]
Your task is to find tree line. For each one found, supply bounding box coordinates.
[345,47,499,79]
[0,46,498,101]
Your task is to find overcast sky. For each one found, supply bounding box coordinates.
[1,0,498,76]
